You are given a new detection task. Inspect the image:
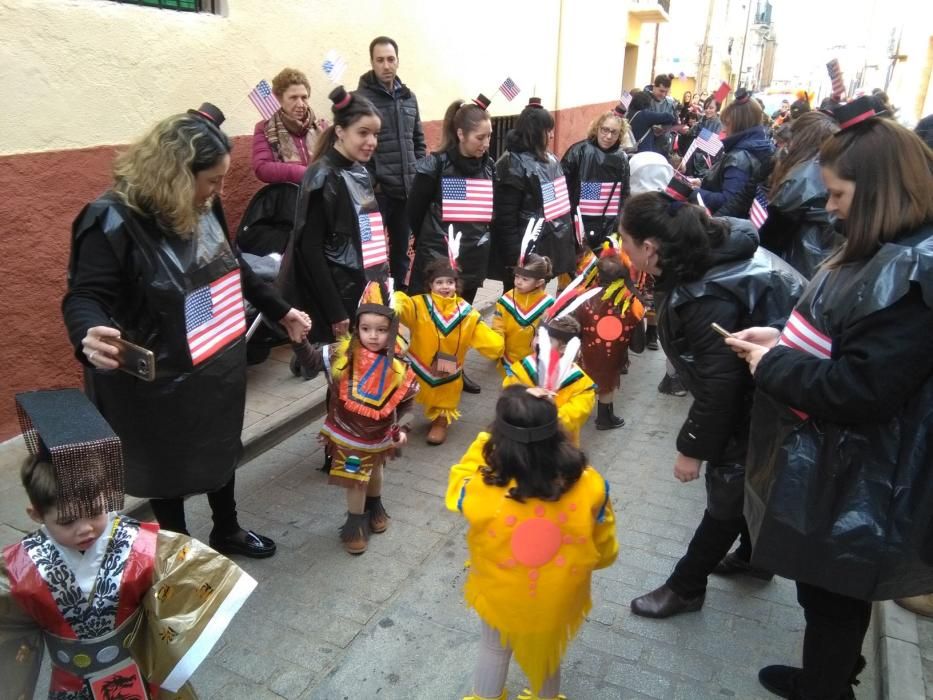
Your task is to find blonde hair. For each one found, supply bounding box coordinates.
[112,113,230,236]
[587,112,630,148]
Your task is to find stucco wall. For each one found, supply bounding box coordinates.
[0,0,644,440]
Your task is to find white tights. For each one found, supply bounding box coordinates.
[472,620,561,699]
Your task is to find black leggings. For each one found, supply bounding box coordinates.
[148,474,239,537]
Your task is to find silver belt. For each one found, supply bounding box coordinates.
[44,607,143,679]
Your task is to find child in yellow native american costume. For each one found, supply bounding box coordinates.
[575,250,645,430]
[297,280,418,554]
[492,229,555,374]
[503,266,602,446]
[2,390,255,700]
[394,229,503,446]
[447,386,618,700]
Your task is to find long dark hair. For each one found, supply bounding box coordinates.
[819,118,933,266]
[620,191,728,284]
[439,99,491,153]
[481,386,587,502]
[505,105,555,162]
[312,86,381,163]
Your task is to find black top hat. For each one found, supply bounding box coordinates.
[188,102,225,127]
[733,88,751,105]
[16,389,125,521]
[527,97,544,109]
[473,93,491,110]
[664,174,693,202]
[834,95,878,130]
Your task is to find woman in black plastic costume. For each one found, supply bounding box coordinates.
[64,103,311,558]
[728,98,933,700]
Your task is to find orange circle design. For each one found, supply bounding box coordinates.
[596,315,624,341]
[510,518,562,567]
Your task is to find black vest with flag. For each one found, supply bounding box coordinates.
[745,225,933,600]
[410,149,495,291]
[494,150,576,276]
[70,195,249,498]
[560,138,630,249]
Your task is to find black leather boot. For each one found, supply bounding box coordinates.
[595,402,624,430]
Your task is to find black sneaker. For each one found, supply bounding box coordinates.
[462,371,481,394]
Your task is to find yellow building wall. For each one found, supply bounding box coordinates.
[0,0,640,156]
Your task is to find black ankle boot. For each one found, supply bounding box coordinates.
[595,402,624,430]
[646,325,659,350]
[461,371,481,394]
[610,402,625,426]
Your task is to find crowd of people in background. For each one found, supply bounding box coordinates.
[4,30,931,700]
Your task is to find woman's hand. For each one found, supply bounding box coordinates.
[82,326,122,369]
[279,309,312,343]
[724,337,772,376]
[331,319,350,338]
[686,177,702,189]
[673,453,702,483]
[731,326,781,349]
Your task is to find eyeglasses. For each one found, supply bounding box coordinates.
[599,127,620,136]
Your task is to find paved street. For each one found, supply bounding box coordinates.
[158,348,875,699]
[3,328,880,699]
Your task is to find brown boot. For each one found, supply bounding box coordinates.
[426,416,448,445]
[339,512,369,555]
[366,496,390,534]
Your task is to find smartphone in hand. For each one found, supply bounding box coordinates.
[103,338,156,382]
[710,322,734,339]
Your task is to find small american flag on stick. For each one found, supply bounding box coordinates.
[541,176,571,221]
[498,77,521,101]
[620,90,633,110]
[248,80,280,120]
[695,128,723,156]
[441,178,493,222]
[185,270,246,365]
[827,59,845,98]
[358,212,388,268]
[749,185,769,230]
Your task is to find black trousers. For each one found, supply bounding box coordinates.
[667,461,746,597]
[794,581,872,699]
[376,193,412,286]
[149,473,239,537]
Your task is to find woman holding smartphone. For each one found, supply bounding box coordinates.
[63,103,311,557]
[619,181,805,619]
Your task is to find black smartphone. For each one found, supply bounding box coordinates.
[103,338,156,382]
[710,322,734,339]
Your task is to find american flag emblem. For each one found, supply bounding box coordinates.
[248,80,280,120]
[619,90,633,110]
[578,182,621,217]
[185,269,246,366]
[777,309,833,420]
[541,176,571,221]
[695,128,723,156]
[498,77,520,101]
[358,212,388,268]
[827,59,845,97]
[441,177,493,222]
[749,185,769,230]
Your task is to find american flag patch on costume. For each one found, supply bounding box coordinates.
[541,176,571,221]
[578,182,621,217]
[185,269,246,365]
[441,178,493,222]
[777,309,833,420]
[358,212,388,268]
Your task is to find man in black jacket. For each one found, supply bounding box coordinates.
[355,36,426,287]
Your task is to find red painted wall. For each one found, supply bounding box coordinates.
[0,101,615,440]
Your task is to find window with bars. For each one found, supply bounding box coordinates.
[112,0,219,13]
[489,115,519,161]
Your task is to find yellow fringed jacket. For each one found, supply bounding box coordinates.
[502,356,597,445]
[446,432,618,693]
[492,289,555,372]
[394,291,503,421]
